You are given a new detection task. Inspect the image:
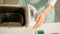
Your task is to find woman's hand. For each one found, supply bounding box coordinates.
[33,11,47,29]
[33,4,52,29]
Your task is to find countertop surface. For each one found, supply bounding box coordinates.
[0,23,60,34]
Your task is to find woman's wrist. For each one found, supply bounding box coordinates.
[42,4,52,15]
[42,10,48,15]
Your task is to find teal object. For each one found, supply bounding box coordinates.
[37,30,44,34]
[18,0,55,23]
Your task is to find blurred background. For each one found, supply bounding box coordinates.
[0,0,60,22]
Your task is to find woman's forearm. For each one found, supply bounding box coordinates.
[43,4,52,15]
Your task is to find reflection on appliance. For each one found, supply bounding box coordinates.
[0,6,26,26]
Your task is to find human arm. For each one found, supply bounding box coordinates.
[33,0,57,29]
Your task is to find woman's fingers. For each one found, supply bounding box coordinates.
[33,16,42,29]
[33,16,44,29]
[33,12,46,29]
[35,14,40,22]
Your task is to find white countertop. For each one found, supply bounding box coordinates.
[37,23,60,34]
[0,23,60,34]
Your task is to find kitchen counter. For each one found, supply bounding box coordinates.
[0,23,60,34]
[36,22,60,34]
